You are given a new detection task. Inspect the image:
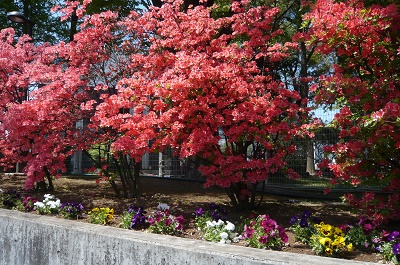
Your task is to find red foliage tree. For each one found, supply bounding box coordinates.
[0,29,40,175]
[0,27,92,190]
[1,1,308,207]
[0,29,36,105]
[302,0,400,222]
[92,1,307,208]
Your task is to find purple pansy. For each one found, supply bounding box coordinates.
[392,242,400,255]
[388,231,399,242]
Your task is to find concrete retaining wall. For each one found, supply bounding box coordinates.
[0,209,379,265]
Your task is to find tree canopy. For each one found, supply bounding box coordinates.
[0,0,150,43]
[303,0,400,222]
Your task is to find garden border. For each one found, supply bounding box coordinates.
[0,209,380,265]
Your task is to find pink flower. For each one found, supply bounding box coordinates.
[258,235,269,244]
[363,223,373,235]
[279,230,288,243]
[244,225,254,239]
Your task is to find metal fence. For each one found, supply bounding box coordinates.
[67,107,379,197]
[141,147,187,178]
[267,108,340,190]
[136,108,372,198]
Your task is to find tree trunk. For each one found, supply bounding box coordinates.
[43,166,54,191]
[133,160,142,197]
[227,182,260,211]
[83,150,121,197]
[69,9,78,42]
[34,167,54,192]
[306,140,316,176]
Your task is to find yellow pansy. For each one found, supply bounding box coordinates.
[107,213,114,220]
[92,207,99,212]
[320,224,333,237]
[334,227,343,237]
[347,243,353,251]
[335,236,345,248]
[319,237,332,247]
[314,222,323,229]
[106,208,115,220]
[325,247,333,255]
[331,240,340,250]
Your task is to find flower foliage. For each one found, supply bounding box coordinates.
[290,211,352,256]
[120,206,147,229]
[310,223,352,256]
[0,189,22,209]
[199,219,238,244]
[22,196,38,212]
[88,207,114,225]
[375,230,400,264]
[34,194,61,215]
[194,203,227,229]
[243,214,288,250]
[289,210,321,245]
[147,203,184,236]
[194,203,237,243]
[342,216,380,250]
[0,190,38,212]
[2,187,400,263]
[290,211,399,261]
[59,202,84,219]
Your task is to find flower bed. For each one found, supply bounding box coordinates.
[1,186,398,264]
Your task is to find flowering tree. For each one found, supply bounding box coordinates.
[0,28,42,178]
[2,0,309,207]
[2,0,307,206]
[1,9,140,196]
[0,28,36,105]
[302,0,400,222]
[2,1,306,205]
[0,26,94,190]
[90,0,307,208]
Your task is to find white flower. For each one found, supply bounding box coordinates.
[206,221,215,228]
[47,201,58,209]
[220,232,229,239]
[44,194,54,200]
[216,219,224,226]
[232,237,240,243]
[157,203,170,211]
[225,221,235,231]
[34,202,45,208]
[219,238,231,244]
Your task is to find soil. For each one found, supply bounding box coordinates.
[0,174,393,264]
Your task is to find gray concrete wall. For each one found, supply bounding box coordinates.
[0,209,379,265]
